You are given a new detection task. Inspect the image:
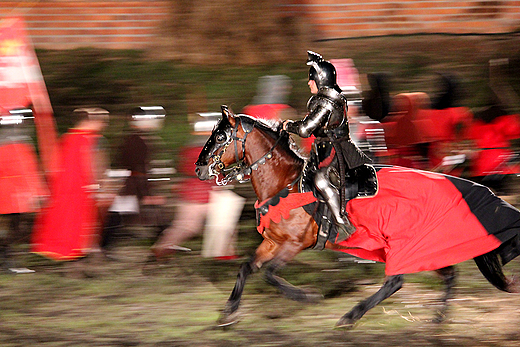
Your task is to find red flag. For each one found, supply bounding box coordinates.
[0,17,58,177]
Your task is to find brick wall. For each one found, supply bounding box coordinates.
[281,0,520,40]
[0,1,519,50]
[0,1,170,49]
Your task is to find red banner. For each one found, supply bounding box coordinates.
[0,17,58,176]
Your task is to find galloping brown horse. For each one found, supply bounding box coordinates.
[195,106,520,328]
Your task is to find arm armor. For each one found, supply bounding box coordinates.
[285,105,330,138]
[285,87,346,138]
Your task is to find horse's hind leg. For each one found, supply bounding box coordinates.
[433,266,457,323]
[474,250,518,293]
[336,274,404,328]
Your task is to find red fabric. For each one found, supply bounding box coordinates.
[389,146,430,171]
[255,191,317,234]
[32,129,100,261]
[419,107,473,170]
[0,18,59,176]
[242,104,291,120]
[177,145,213,203]
[178,178,213,204]
[383,93,433,146]
[242,103,315,153]
[340,167,501,275]
[300,136,314,153]
[318,147,335,169]
[418,107,473,141]
[468,114,520,177]
[419,107,474,169]
[0,142,48,214]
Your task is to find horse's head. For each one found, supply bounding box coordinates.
[196,105,304,193]
[195,105,250,185]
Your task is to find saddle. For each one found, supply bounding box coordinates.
[301,161,378,250]
[253,156,378,250]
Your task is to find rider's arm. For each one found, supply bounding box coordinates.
[284,106,329,138]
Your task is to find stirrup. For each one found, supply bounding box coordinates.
[313,217,332,250]
[334,218,356,243]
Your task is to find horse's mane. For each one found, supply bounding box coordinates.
[237,114,307,161]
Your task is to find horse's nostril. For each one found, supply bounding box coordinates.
[195,167,200,175]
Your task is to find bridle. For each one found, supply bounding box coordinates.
[208,116,283,186]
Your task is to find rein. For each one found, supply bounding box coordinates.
[210,116,284,186]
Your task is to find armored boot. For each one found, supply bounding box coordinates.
[315,170,356,242]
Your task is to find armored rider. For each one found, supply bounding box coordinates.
[283,51,371,241]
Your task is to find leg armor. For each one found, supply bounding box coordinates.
[315,168,356,240]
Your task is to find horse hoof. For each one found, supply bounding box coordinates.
[217,311,240,328]
[506,276,519,293]
[432,311,447,324]
[335,317,356,330]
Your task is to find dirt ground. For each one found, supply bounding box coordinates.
[1,227,519,347]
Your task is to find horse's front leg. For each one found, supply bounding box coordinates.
[263,212,320,302]
[217,239,277,327]
[264,244,323,303]
[219,209,316,326]
[336,274,404,329]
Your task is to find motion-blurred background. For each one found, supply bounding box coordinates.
[1,2,520,346]
[2,1,519,148]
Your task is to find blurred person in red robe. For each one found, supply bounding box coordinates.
[0,108,48,273]
[468,103,520,194]
[32,108,111,273]
[150,140,214,260]
[150,113,244,262]
[466,59,520,195]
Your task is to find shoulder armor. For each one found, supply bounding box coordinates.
[308,87,346,113]
[318,87,347,109]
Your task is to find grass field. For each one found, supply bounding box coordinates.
[2,229,520,347]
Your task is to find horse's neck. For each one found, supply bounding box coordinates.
[246,132,301,202]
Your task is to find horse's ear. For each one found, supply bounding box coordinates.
[221,105,236,126]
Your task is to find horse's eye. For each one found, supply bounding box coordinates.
[216,133,226,143]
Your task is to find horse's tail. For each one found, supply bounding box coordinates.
[474,251,518,293]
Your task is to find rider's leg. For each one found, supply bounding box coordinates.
[315,168,356,240]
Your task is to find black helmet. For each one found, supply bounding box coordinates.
[307,51,339,91]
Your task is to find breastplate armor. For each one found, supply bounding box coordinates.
[305,87,347,138]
